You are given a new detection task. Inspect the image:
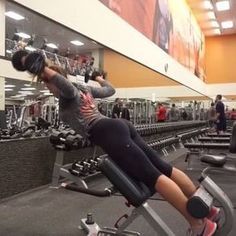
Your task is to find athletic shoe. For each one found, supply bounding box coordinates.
[186,218,217,236]
[207,206,221,223]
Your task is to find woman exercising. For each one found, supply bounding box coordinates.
[12,50,218,236]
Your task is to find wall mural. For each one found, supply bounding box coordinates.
[99,0,205,80]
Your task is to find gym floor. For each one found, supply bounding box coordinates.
[0,151,235,236]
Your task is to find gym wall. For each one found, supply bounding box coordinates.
[103,49,178,88]
[205,34,236,84]
[12,0,207,95]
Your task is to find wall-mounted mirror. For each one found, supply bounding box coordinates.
[4,1,211,126]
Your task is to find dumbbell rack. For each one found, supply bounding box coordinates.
[51,145,101,188]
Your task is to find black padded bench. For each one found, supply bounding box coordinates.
[95,156,175,236]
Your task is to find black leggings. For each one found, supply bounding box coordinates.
[89,118,173,189]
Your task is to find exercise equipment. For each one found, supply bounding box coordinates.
[184,122,236,153]
[78,156,234,236]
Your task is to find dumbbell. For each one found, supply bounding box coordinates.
[50,130,82,149]
[70,161,90,176]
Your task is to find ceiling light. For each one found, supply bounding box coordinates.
[70,40,84,46]
[5,89,13,91]
[204,28,221,35]
[21,87,36,91]
[24,84,31,87]
[210,21,220,28]
[44,92,53,96]
[6,49,12,54]
[18,91,34,95]
[40,90,50,93]
[25,46,37,52]
[11,95,24,98]
[207,11,216,20]
[203,1,213,10]
[46,43,58,49]
[216,1,230,11]
[5,84,16,88]
[15,32,31,39]
[221,20,233,29]
[5,11,24,20]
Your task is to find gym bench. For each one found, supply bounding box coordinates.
[77,156,234,236]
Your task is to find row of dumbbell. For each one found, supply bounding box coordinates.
[0,127,53,140]
[69,157,100,177]
[136,122,206,137]
[49,130,91,149]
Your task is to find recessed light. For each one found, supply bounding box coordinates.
[70,40,84,46]
[15,32,31,39]
[210,21,220,28]
[5,88,13,91]
[221,21,233,29]
[24,84,32,87]
[44,92,53,96]
[25,46,37,52]
[40,90,50,93]
[5,11,24,20]
[21,87,36,91]
[207,11,216,20]
[46,43,58,49]
[203,1,213,10]
[5,84,16,88]
[6,49,12,54]
[216,1,230,11]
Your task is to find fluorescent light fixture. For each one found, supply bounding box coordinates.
[5,88,13,91]
[46,43,58,49]
[40,90,50,93]
[6,49,12,54]
[5,11,24,20]
[203,1,213,10]
[204,28,221,36]
[207,11,216,20]
[212,28,221,34]
[216,1,230,11]
[21,87,36,91]
[25,46,37,52]
[24,84,31,87]
[15,32,31,39]
[210,21,220,28]
[70,40,84,46]
[18,91,34,95]
[44,92,53,96]
[11,95,24,98]
[5,84,15,88]
[221,20,233,29]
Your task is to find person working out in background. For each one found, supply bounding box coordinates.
[156,102,167,122]
[215,94,226,134]
[12,50,218,236]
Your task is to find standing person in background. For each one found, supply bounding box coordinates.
[121,102,130,121]
[215,95,226,134]
[169,103,179,122]
[156,103,167,122]
[182,109,188,121]
[207,102,216,130]
[112,98,122,118]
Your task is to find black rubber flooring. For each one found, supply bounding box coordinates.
[0,149,235,236]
